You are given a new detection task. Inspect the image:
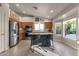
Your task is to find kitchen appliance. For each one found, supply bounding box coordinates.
[9,20,19,48]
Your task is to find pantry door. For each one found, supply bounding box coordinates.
[0,11,6,52]
[1,12,5,52]
[0,4,9,53]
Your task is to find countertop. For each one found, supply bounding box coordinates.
[29,32,53,35]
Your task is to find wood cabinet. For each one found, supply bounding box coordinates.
[19,22,34,29]
[44,22,52,31]
[9,9,19,21]
[19,22,34,40]
[19,30,25,40]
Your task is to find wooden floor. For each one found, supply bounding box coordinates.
[0,40,77,56]
[53,41,77,56]
[0,40,41,56]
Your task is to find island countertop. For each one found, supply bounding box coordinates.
[29,32,53,35]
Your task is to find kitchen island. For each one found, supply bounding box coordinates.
[29,32,54,55]
[29,32,53,47]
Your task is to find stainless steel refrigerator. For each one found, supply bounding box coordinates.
[9,20,19,48]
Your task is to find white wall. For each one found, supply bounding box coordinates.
[0,4,9,53]
[76,5,79,56]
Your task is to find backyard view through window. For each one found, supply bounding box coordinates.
[64,18,76,40]
[55,22,62,34]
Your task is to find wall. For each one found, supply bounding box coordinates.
[53,34,62,42]
[76,5,79,55]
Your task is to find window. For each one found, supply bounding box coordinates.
[35,23,39,30]
[55,22,62,34]
[63,18,76,40]
[35,22,44,31]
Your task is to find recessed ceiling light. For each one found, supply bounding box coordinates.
[50,10,54,13]
[16,4,20,7]
[23,11,26,14]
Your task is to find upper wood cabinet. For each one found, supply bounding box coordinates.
[9,9,19,21]
[44,19,53,31]
[44,22,52,31]
[19,22,34,29]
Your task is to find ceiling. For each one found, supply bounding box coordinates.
[9,3,76,19]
